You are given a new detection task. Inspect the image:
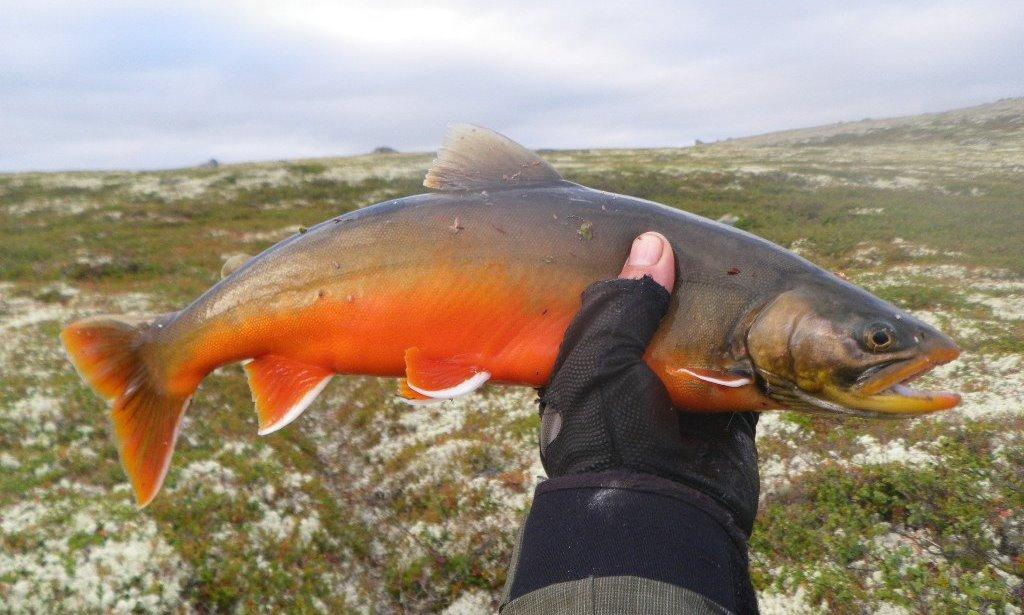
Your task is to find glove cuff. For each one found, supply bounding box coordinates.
[504,471,758,614]
[536,470,751,549]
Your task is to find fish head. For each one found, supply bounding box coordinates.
[745,282,961,417]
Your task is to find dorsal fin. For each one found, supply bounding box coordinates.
[423,124,563,192]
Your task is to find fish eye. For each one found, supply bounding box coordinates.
[863,322,896,352]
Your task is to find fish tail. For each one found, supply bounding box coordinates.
[60,314,192,508]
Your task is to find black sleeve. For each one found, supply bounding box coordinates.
[504,471,759,615]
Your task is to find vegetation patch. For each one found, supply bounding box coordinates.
[1,109,1021,611]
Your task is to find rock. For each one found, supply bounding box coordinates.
[198,158,219,169]
[716,213,741,226]
[998,509,1024,559]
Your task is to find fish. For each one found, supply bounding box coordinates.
[60,124,961,506]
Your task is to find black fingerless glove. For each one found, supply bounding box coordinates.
[503,276,760,614]
[539,276,760,535]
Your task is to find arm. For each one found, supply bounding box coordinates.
[501,234,760,615]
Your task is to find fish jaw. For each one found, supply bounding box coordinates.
[820,382,961,415]
[824,341,962,416]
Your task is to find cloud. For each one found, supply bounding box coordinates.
[2,0,1022,171]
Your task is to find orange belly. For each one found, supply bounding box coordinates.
[176,264,771,413]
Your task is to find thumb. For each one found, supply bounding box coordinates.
[619,232,675,292]
[546,231,676,387]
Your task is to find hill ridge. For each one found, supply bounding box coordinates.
[725,97,1024,147]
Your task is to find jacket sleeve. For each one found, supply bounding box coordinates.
[499,472,759,615]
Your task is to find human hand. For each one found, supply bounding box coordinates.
[538,232,761,534]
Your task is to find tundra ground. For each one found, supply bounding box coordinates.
[2,100,1022,613]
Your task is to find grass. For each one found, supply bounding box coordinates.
[1,104,1022,612]
[753,414,1024,613]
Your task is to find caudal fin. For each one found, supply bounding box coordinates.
[61,315,191,508]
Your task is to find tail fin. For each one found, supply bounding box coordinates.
[60,315,191,508]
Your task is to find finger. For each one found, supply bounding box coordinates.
[540,233,675,447]
[552,277,671,380]
[619,232,675,292]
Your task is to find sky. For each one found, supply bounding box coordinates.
[2,0,1023,171]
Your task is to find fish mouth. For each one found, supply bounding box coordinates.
[821,346,961,416]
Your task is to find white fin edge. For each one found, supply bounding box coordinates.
[138,396,191,509]
[677,368,752,388]
[408,371,491,399]
[257,376,333,436]
[397,396,446,406]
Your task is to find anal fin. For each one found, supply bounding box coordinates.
[405,348,490,399]
[244,355,333,435]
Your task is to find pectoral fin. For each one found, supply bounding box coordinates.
[244,355,333,435]
[404,348,490,399]
[676,367,752,388]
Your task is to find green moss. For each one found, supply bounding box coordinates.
[872,283,970,312]
[2,135,1022,611]
[752,415,1022,612]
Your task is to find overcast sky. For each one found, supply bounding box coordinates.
[3,1,1022,171]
